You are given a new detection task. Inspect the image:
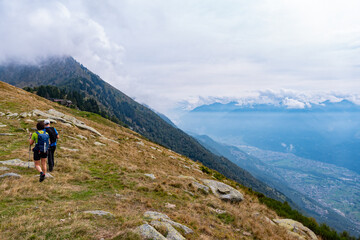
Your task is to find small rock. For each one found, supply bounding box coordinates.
[0,112,4,116]
[0,133,15,136]
[6,112,18,118]
[184,190,195,196]
[182,165,191,169]
[60,147,79,152]
[209,207,227,214]
[84,210,113,217]
[243,231,252,236]
[169,156,177,159]
[60,219,65,222]
[94,141,106,146]
[165,203,176,209]
[150,146,157,150]
[0,172,21,178]
[136,141,144,146]
[0,167,10,171]
[0,124,7,128]
[77,135,88,140]
[20,112,29,118]
[25,119,34,123]
[144,174,156,180]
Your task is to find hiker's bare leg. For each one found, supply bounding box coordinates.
[34,160,42,173]
[41,158,47,174]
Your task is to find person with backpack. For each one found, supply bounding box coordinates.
[29,121,50,182]
[44,119,59,172]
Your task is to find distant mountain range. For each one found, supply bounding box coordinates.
[178,101,360,174]
[192,134,360,236]
[0,56,286,202]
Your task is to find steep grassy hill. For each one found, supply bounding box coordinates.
[0,56,287,202]
[0,81,314,240]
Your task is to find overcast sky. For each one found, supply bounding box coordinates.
[1,0,360,114]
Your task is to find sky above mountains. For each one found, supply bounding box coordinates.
[1,0,360,114]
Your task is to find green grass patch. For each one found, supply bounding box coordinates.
[216,212,235,224]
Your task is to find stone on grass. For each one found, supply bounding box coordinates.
[0,124,7,128]
[0,159,34,168]
[273,219,318,240]
[150,220,185,240]
[136,141,144,146]
[77,135,88,140]
[60,147,79,152]
[94,141,105,146]
[202,179,244,203]
[192,181,210,193]
[84,210,113,217]
[144,173,156,180]
[178,175,196,180]
[144,211,193,234]
[136,223,167,240]
[0,172,21,178]
[165,203,176,209]
[0,167,10,171]
[25,119,34,123]
[6,112,18,118]
[0,133,15,136]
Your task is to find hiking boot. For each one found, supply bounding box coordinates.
[39,172,46,182]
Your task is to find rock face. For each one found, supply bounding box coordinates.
[32,109,102,136]
[0,159,34,168]
[273,219,318,240]
[201,179,244,203]
[0,173,21,178]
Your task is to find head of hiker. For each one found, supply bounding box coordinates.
[37,121,45,130]
[44,119,50,127]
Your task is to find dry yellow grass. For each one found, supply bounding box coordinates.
[0,81,303,239]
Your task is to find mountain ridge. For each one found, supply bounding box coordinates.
[0,56,287,202]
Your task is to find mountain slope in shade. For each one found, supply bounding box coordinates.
[192,134,360,236]
[0,56,286,202]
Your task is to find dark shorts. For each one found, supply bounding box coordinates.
[34,151,47,161]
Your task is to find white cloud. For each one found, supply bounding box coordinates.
[1,0,360,114]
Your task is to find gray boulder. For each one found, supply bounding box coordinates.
[150,220,185,240]
[192,181,210,193]
[136,223,167,240]
[201,179,244,203]
[144,211,193,234]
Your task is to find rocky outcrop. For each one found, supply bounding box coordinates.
[201,179,244,203]
[273,219,318,240]
[32,109,101,136]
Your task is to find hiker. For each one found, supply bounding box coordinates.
[29,121,49,182]
[44,119,59,172]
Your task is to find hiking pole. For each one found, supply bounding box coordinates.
[28,145,31,168]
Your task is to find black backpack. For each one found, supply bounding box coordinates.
[46,127,58,145]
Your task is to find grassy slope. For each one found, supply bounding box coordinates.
[0,81,296,240]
